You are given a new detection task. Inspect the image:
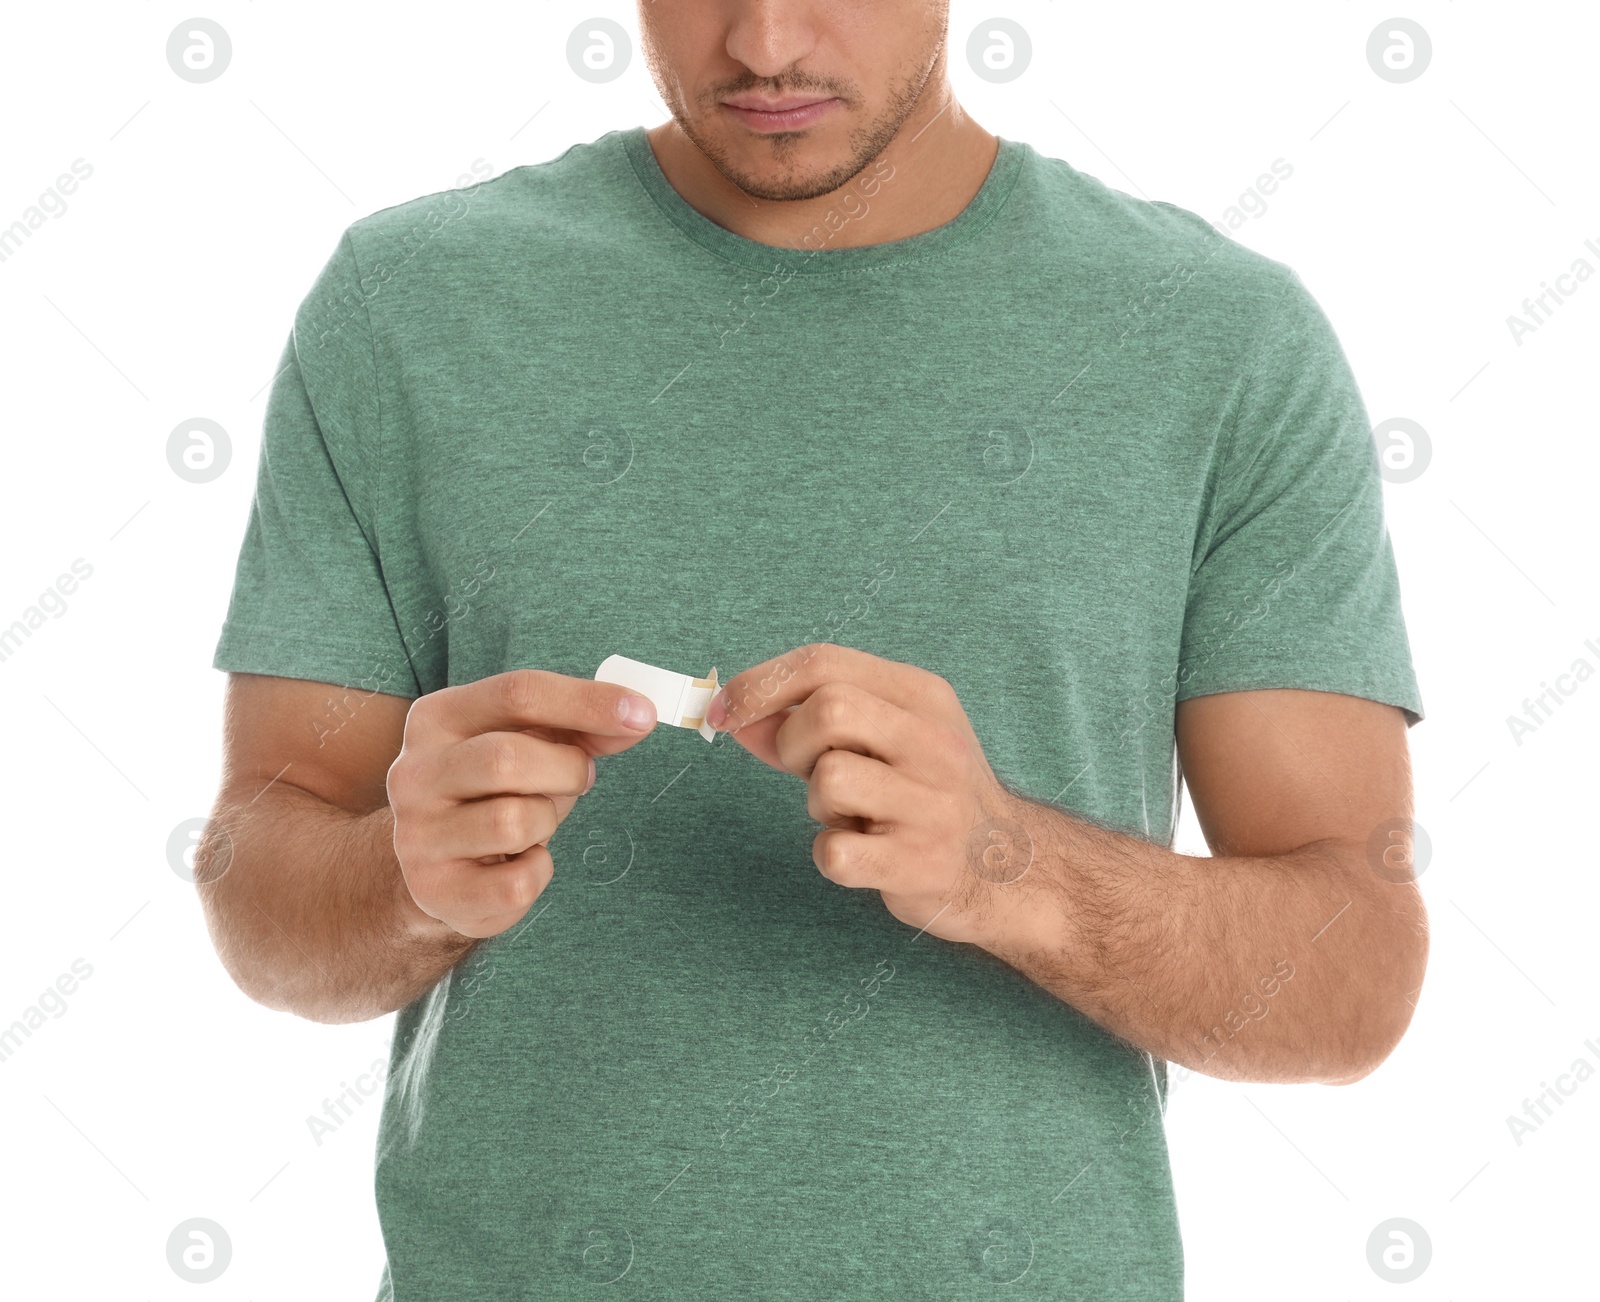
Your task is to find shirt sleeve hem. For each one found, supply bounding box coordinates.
[212,621,421,699]
[1173,667,1424,727]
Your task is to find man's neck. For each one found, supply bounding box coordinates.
[644,86,999,252]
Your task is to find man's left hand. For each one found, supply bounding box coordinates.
[705,642,1040,948]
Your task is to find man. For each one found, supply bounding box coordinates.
[199,3,1428,1298]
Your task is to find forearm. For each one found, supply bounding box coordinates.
[195,785,475,1024]
[981,793,1429,1084]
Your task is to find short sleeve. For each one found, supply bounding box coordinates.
[1176,268,1423,724]
[211,231,422,699]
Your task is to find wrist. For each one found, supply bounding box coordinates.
[974,790,1073,969]
[972,790,1100,991]
[393,870,454,944]
[366,806,467,948]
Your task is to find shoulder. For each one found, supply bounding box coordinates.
[1006,141,1303,330]
[332,130,638,300]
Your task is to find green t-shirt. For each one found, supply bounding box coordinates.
[213,126,1422,1300]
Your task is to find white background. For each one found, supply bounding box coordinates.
[0,2,1595,1298]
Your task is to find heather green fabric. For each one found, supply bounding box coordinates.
[213,126,1422,1301]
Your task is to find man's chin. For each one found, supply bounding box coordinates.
[701,136,879,203]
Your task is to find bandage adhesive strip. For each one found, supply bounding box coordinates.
[593,654,719,742]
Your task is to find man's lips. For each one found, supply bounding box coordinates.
[719,96,840,133]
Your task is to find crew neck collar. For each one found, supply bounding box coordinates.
[619,125,1026,276]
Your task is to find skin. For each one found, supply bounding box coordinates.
[198,670,658,1022]
[639,0,999,249]
[705,645,1426,1085]
[198,0,1428,1081]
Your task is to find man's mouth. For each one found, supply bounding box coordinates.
[719,94,841,133]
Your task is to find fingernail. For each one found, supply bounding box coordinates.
[619,694,656,731]
[585,756,596,792]
[706,690,727,731]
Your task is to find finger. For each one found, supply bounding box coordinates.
[423,843,555,939]
[720,707,795,771]
[711,643,949,735]
[432,793,562,862]
[775,682,929,780]
[805,748,925,831]
[811,825,893,889]
[427,731,595,802]
[411,668,658,748]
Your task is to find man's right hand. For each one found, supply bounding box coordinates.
[387,669,659,938]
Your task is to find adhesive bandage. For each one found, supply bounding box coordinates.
[594,654,720,742]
